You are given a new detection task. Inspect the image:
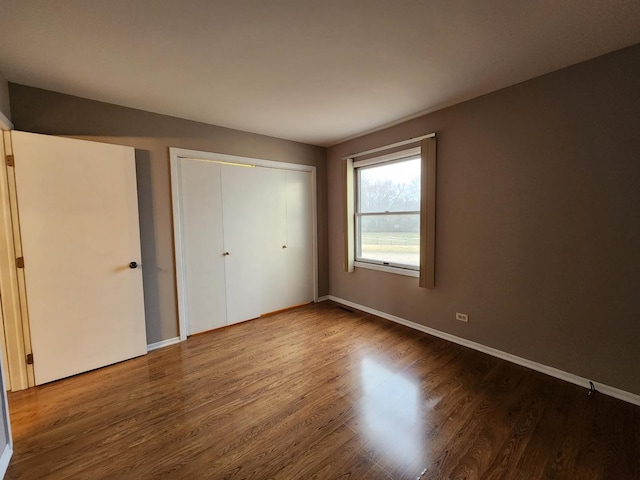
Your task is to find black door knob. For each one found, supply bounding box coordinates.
[129,261,138,269]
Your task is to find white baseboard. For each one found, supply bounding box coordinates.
[327,295,640,407]
[0,443,12,479]
[147,337,182,352]
[316,295,330,302]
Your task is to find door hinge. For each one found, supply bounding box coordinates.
[16,257,24,268]
[26,353,33,365]
[5,155,14,167]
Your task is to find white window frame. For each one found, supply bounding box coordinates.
[353,147,421,277]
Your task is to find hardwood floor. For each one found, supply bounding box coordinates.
[6,301,640,479]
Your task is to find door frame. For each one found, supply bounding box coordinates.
[0,106,14,456]
[0,116,13,466]
[169,147,319,339]
[1,121,34,391]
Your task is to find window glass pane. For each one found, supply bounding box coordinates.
[358,214,420,267]
[358,158,420,213]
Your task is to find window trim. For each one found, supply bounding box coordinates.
[354,260,420,277]
[352,146,420,168]
[343,133,436,288]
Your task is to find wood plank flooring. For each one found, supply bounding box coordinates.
[6,301,640,479]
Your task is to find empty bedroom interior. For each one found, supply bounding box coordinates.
[0,1,639,479]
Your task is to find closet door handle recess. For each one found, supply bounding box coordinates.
[223,252,230,256]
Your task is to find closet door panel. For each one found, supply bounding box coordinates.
[284,170,314,306]
[221,165,262,325]
[259,168,288,314]
[179,160,227,334]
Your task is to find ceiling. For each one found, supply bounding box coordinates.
[1,1,639,147]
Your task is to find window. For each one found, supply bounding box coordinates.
[355,154,421,270]
[344,134,436,287]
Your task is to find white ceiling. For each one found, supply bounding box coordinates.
[0,1,639,147]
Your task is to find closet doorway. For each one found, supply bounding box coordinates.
[170,148,317,337]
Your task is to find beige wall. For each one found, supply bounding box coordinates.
[9,85,328,344]
[327,45,640,395]
[0,71,10,122]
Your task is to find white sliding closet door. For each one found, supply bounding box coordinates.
[283,170,314,307]
[171,150,316,337]
[179,159,227,334]
[259,168,288,314]
[221,165,262,325]
[259,169,314,313]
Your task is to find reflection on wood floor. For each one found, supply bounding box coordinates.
[6,301,640,479]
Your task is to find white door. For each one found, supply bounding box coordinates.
[283,170,314,307]
[12,131,147,385]
[259,168,314,313]
[178,159,227,334]
[221,164,262,325]
[259,168,288,314]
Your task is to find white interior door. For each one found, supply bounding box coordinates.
[259,168,288,314]
[221,164,262,325]
[12,131,147,385]
[178,159,227,334]
[259,168,313,313]
[283,170,314,306]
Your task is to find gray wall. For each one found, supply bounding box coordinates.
[0,378,7,453]
[0,71,10,122]
[9,85,328,344]
[327,44,640,395]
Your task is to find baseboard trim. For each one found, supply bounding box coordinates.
[327,295,640,407]
[316,295,330,302]
[0,443,12,478]
[147,337,182,352]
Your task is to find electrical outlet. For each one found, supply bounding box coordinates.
[455,312,469,322]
